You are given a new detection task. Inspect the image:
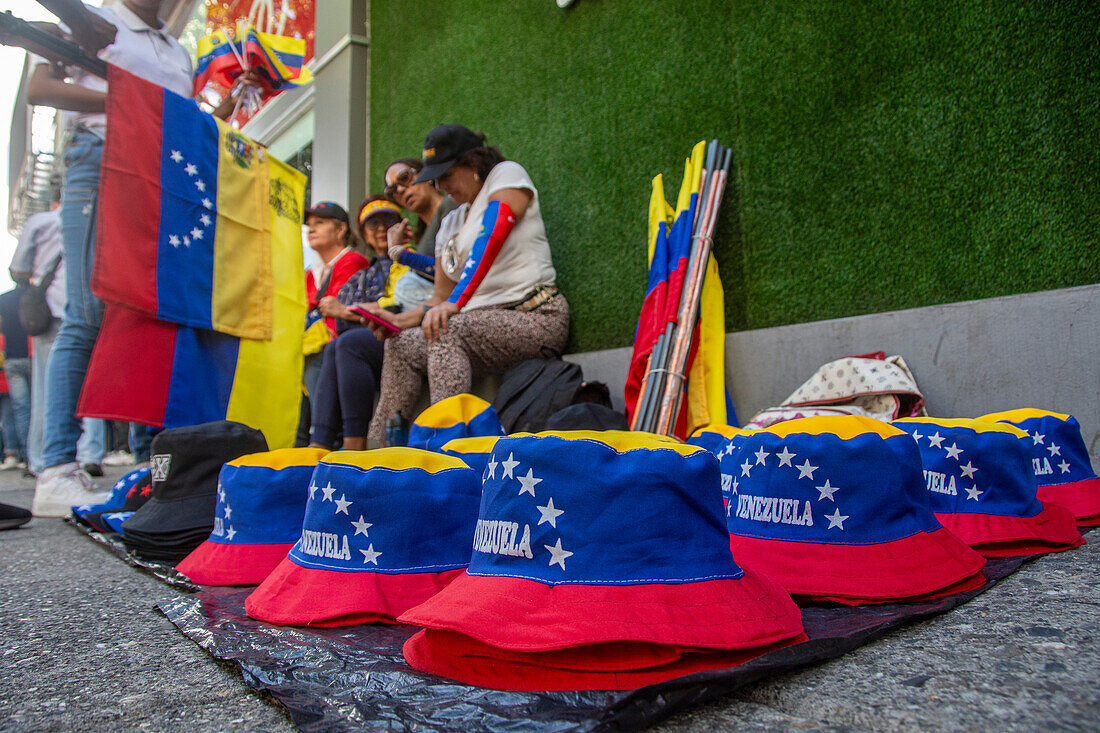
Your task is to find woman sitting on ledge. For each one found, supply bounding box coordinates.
[362,124,569,444]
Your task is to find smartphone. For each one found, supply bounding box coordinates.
[347,305,402,333]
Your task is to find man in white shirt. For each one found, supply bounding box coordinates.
[25,1,249,516]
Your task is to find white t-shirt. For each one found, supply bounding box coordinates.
[56,5,194,134]
[10,209,66,318]
[437,161,557,310]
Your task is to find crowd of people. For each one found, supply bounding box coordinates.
[7,1,570,521]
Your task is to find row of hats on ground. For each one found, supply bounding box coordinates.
[72,400,1098,692]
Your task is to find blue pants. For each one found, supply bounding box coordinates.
[42,129,104,469]
[309,327,385,447]
[5,357,31,461]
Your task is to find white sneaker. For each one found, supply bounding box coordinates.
[31,462,109,518]
[102,450,136,467]
[0,455,20,470]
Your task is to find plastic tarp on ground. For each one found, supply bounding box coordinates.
[155,557,1029,732]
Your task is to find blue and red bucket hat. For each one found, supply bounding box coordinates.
[979,409,1100,527]
[407,394,505,452]
[73,467,152,533]
[245,449,481,626]
[721,416,987,604]
[893,418,1083,556]
[176,448,330,585]
[400,431,806,691]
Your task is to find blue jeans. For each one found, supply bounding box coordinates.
[309,328,385,447]
[42,129,104,469]
[5,357,31,461]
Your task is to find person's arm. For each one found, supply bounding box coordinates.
[34,1,117,56]
[25,61,105,111]
[10,217,42,284]
[208,69,266,121]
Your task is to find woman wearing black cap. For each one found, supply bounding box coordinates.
[362,124,569,444]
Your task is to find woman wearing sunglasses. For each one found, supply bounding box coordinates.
[361,124,569,445]
[382,157,459,307]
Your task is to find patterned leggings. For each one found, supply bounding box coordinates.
[367,294,570,442]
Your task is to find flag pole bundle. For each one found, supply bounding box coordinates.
[627,140,732,437]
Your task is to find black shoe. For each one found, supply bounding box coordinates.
[0,502,32,530]
[82,463,104,477]
[22,468,36,479]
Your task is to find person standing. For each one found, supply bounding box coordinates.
[26,0,249,516]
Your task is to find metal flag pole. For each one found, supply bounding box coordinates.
[655,146,731,434]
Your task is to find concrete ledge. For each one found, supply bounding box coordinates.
[568,284,1100,464]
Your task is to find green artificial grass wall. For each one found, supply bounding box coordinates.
[369,0,1099,353]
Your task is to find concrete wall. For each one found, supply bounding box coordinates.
[569,284,1100,465]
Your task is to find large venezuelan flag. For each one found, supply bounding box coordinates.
[79,156,307,449]
[94,65,272,340]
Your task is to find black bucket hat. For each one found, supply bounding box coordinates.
[414,124,483,184]
[122,421,268,560]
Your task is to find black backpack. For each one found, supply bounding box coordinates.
[493,354,584,434]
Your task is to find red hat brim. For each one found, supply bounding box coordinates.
[727,527,987,604]
[934,503,1084,558]
[1037,477,1100,526]
[398,568,804,652]
[177,541,294,586]
[799,571,987,605]
[244,556,464,627]
[402,627,809,691]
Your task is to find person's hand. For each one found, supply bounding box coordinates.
[387,219,414,260]
[232,69,266,97]
[317,295,346,319]
[357,301,399,341]
[422,302,460,342]
[68,12,117,56]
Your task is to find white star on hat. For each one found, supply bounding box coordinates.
[1047,443,1061,457]
[334,494,352,515]
[776,446,796,467]
[944,443,963,460]
[959,461,978,479]
[1031,431,1045,445]
[815,479,839,501]
[927,432,945,448]
[308,482,319,499]
[740,459,753,477]
[1058,461,1071,474]
[484,457,498,480]
[360,544,381,565]
[754,447,770,465]
[824,508,848,530]
[351,515,372,536]
[964,485,983,501]
[536,497,564,528]
[795,459,818,480]
[501,452,519,480]
[909,430,924,443]
[544,538,573,570]
[225,526,236,541]
[321,482,335,501]
[517,468,542,497]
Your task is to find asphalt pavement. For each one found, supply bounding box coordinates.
[1,464,1097,731]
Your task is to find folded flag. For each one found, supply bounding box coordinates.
[194,22,313,97]
[95,64,273,340]
[79,153,307,449]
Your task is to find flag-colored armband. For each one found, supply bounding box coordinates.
[448,200,515,309]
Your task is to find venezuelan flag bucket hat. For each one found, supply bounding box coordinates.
[408,394,505,452]
[75,468,152,533]
[439,435,503,479]
[245,448,481,626]
[400,431,806,691]
[893,418,1083,557]
[176,448,330,585]
[979,409,1100,527]
[686,424,748,456]
[721,415,987,604]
